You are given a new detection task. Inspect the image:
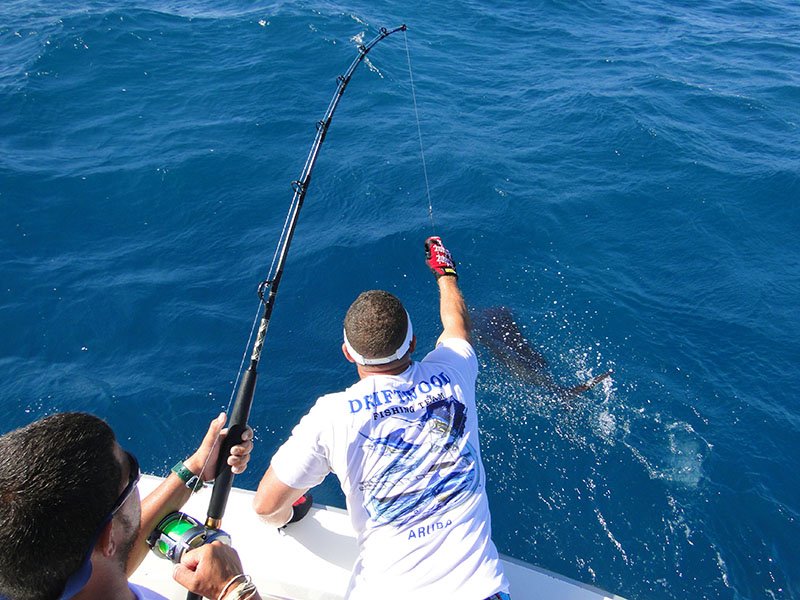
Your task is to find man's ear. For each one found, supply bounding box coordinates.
[95,520,116,558]
[342,343,356,364]
[409,335,417,354]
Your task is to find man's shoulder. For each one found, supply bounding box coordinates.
[304,380,373,417]
[439,336,476,352]
[424,336,477,362]
[317,379,369,403]
[421,337,478,378]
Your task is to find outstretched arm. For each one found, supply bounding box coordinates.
[437,276,470,344]
[425,236,470,344]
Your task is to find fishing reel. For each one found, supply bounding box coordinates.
[147,512,231,564]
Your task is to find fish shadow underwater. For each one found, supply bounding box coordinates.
[472,307,611,405]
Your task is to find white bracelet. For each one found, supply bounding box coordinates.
[227,580,258,600]
[242,585,259,600]
[218,574,249,600]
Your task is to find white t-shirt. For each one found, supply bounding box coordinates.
[272,337,508,600]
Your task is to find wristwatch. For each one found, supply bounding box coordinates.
[171,461,204,493]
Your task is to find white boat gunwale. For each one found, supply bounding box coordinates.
[131,475,626,600]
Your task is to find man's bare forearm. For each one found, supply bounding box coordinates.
[437,277,470,344]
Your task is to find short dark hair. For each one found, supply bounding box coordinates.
[344,290,409,360]
[0,413,121,600]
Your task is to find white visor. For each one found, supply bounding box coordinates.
[343,311,413,366]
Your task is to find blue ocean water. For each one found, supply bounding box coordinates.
[1,1,799,598]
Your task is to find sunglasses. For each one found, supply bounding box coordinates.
[57,450,142,600]
[109,450,141,518]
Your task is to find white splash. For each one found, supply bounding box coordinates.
[349,32,384,78]
[595,507,629,564]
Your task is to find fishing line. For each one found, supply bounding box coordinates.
[188,182,303,485]
[182,207,294,491]
[164,303,260,539]
[171,177,302,537]
[403,28,436,232]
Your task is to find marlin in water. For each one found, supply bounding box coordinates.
[472,306,611,401]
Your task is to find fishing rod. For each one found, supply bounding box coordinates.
[180,24,407,600]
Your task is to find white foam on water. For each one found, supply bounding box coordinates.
[347,31,385,78]
[595,506,630,564]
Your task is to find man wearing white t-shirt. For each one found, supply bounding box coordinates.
[254,237,510,600]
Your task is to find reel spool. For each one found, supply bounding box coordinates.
[147,512,231,563]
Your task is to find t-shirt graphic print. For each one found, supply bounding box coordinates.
[357,394,480,528]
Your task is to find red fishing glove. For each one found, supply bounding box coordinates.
[425,236,458,279]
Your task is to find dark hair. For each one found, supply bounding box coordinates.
[0,413,121,600]
[344,290,408,360]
